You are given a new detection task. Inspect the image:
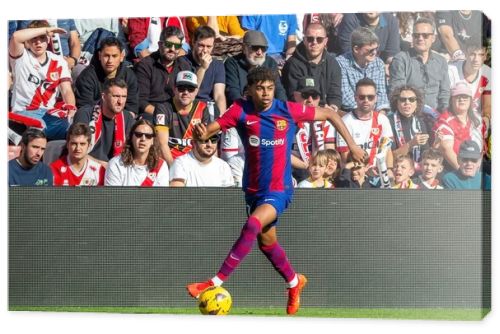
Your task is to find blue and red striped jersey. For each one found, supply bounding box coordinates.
[217,99,315,195]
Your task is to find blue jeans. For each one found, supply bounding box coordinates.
[14,109,69,140]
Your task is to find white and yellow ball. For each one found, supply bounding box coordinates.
[198,286,232,315]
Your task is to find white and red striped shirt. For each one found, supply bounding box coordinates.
[51,156,105,186]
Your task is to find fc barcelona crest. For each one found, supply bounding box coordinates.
[276,119,287,131]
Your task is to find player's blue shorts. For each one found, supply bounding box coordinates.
[245,192,293,226]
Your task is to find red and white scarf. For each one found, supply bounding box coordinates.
[89,103,126,157]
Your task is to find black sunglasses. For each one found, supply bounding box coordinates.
[199,137,219,144]
[305,36,326,44]
[133,131,155,139]
[301,91,320,100]
[412,32,433,39]
[398,96,417,103]
[357,94,376,101]
[177,86,196,93]
[163,41,183,50]
[249,45,268,52]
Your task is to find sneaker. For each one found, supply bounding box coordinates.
[286,274,307,315]
[186,280,214,299]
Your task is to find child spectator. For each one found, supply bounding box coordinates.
[392,155,419,189]
[297,150,332,188]
[337,159,374,189]
[414,148,444,189]
[324,149,342,187]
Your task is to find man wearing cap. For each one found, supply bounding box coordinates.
[153,70,214,166]
[225,30,287,106]
[433,81,483,171]
[169,133,234,187]
[291,77,336,182]
[336,27,390,113]
[135,26,192,122]
[441,140,490,189]
[282,23,343,112]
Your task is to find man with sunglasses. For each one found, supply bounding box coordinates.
[135,26,192,122]
[169,134,234,187]
[336,27,390,114]
[336,78,394,186]
[282,23,342,112]
[153,70,213,166]
[441,140,489,190]
[389,17,450,113]
[187,67,365,315]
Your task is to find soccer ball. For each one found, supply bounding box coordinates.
[198,286,232,315]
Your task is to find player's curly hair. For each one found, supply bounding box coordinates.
[247,67,278,86]
[121,119,161,170]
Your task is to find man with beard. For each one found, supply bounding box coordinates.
[225,30,287,106]
[153,71,213,166]
[169,134,234,187]
[135,26,191,122]
[73,78,135,167]
[282,23,342,111]
[9,128,53,186]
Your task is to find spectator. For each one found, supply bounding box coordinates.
[169,134,234,187]
[336,27,390,113]
[396,12,436,52]
[153,71,213,166]
[448,40,491,120]
[121,17,189,61]
[75,36,139,115]
[186,16,244,41]
[74,18,123,47]
[335,12,400,64]
[337,159,374,189]
[225,30,287,106]
[297,150,332,188]
[414,148,444,189]
[8,128,53,186]
[435,10,490,61]
[282,22,342,110]
[389,17,450,113]
[442,140,490,189]
[391,154,419,189]
[240,14,298,67]
[336,78,394,180]
[73,78,135,167]
[388,85,429,164]
[302,13,344,53]
[16,19,81,71]
[433,81,483,171]
[181,26,226,120]
[323,148,342,187]
[9,20,76,140]
[50,122,105,186]
[291,77,336,183]
[105,119,169,186]
[134,26,192,121]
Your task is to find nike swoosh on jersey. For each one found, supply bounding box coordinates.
[246,121,258,125]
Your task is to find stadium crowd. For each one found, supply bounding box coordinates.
[7,12,491,189]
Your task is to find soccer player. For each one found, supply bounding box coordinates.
[186,67,366,314]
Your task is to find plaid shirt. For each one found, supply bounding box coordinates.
[336,52,389,111]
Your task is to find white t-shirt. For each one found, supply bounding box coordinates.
[10,49,71,111]
[169,152,234,187]
[104,156,169,186]
[336,112,394,166]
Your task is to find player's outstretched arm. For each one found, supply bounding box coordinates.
[194,121,221,141]
[314,106,367,164]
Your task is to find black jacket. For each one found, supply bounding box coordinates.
[134,51,192,115]
[224,53,287,106]
[282,42,342,107]
[75,56,139,113]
